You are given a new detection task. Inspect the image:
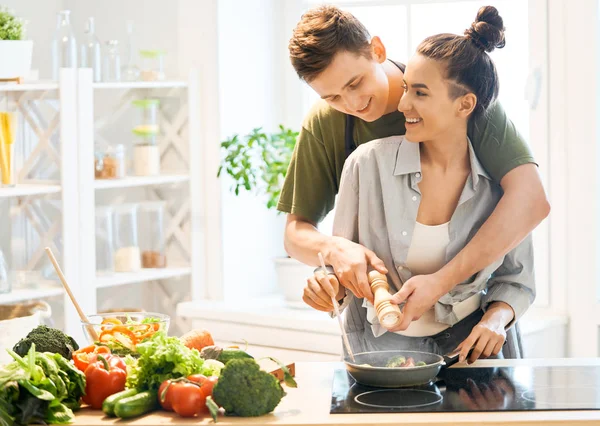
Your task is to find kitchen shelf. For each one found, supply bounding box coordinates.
[93,81,188,90]
[94,174,189,190]
[0,184,62,198]
[0,81,59,92]
[0,287,64,305]
[95,266,192,289]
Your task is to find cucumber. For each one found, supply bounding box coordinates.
[102,388,139,417]
[114,391,158,419]
[217,348,253,364]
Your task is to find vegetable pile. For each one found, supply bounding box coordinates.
[1,323,296,424]
[0,344,85,426]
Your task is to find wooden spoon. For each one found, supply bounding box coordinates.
[45,247,99,341]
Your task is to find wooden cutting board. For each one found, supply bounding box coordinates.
[270,363,296,382]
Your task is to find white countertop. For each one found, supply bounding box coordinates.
[72,359,600,426]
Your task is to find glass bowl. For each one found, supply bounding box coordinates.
[81,312,170,354]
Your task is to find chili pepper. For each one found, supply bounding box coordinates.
[72,345,112,372]
[83,354,127,409]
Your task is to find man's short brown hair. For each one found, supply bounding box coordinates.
[288,5,372,82]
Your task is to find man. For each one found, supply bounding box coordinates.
[278,5,549,349]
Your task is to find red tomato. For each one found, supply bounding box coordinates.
[169,382,207,417]
[159,375,219,417]
[158,380,173,411]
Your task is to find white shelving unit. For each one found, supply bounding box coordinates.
[0,287,64,305]
[0,184,62,198]
[95,266,192,290]
[78,68,203,338]
[0,69,204,342]
[0,69,80,337]
[93,174,189,190]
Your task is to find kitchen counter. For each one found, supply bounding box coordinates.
[71,359,600,426]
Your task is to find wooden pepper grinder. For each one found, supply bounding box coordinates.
[368,270,403,329]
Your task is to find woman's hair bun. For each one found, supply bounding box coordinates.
[464,5,505,53]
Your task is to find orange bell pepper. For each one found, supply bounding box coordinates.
[72,345,112,372]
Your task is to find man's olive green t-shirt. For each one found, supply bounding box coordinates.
[277,98,535,224]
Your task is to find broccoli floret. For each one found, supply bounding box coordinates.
[212,358,286,417]
[13,325,79,359]
[386,356,406,368]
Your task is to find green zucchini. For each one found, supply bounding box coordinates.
[114,390,158,419]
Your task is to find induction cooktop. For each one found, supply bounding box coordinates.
[330,366,600,413]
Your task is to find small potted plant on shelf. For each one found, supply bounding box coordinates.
[0,6,32,83]
[218,125,315,309]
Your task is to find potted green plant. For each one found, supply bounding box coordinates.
[0,6,32,82]
[218,125,315,309]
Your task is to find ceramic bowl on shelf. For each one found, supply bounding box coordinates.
[81,311,170,354]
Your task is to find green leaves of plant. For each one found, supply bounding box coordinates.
[218,125,299,210]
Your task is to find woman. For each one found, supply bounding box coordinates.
[303,6,535,364]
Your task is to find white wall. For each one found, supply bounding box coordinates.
[218,0,287,300]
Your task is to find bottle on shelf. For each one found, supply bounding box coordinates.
[80,17,102,82]
[122,20,141,81]
[139,201,167,269]
[113,204,141,272]
[51,10,78,80]
[103,40,122,82]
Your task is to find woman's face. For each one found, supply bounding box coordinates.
[398,54,472,143]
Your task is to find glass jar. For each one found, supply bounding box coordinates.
[0,249,10,294]
[95,206,114,275]
[113,204,141,272]
[139,50,166,81]
[132,99,159,134]
[132,129,160,176]
[51,10,78,80]
[95,144,125,179]
[138,201,167,268]
[104,40,122,82]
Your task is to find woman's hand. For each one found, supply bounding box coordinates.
[455,301,515,363]
[302,269,345,312]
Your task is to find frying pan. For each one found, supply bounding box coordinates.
[344,349,464,388]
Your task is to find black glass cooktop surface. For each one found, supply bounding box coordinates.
[331,366,600,413]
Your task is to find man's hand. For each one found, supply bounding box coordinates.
[387,273,448,331]
[324,236,388,304]
[454,301,514,363]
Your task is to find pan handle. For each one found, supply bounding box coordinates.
[442,348,474,368]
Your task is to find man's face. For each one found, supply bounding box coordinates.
[307,50,390,122]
